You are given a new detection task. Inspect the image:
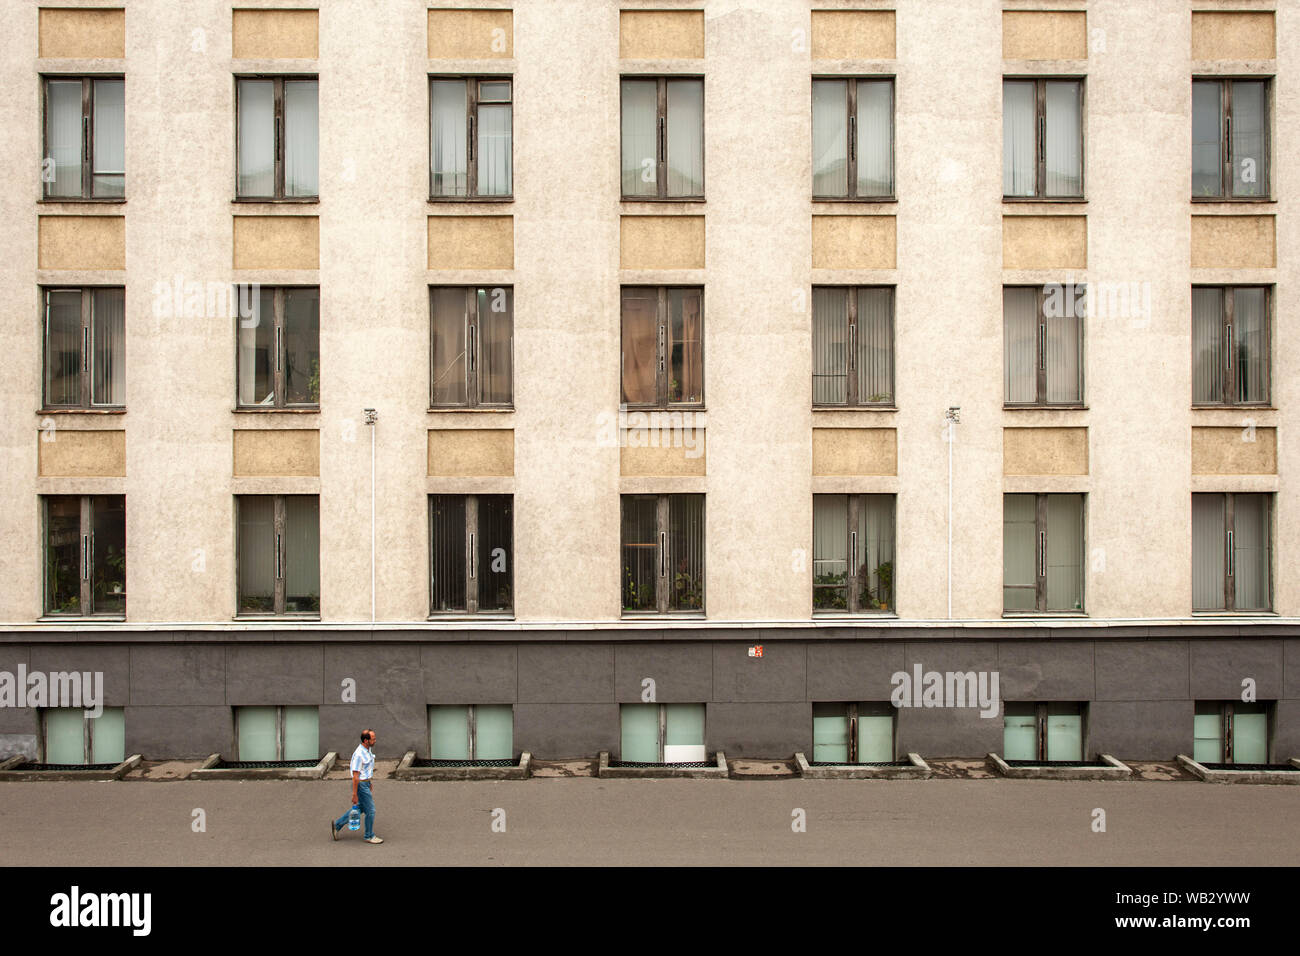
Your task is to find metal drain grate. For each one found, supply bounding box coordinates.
[1004,759,1112,768]
[811,760,911,767]
[215,759,321,769]
[411,758,517,768]
[1200,762,1299,772]
[19,762,120,772]
[609,760,714,769]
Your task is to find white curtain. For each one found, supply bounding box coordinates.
[1003,287,1037,402]
[1192,494,1225,610]
[812,80,847,196]
[284,80,318,197]
[812,495,848,579]
[857,495,895,605]
[621,80,657,197]
[1003,81,1035,196]
[1233,494,1269,609]
[1231,80,1266,197]
[1234,288,1266,402]
[46,80,82,197]
[238,79,275,196]
[857,80,892,197]
[430,80,467,196]
[477,102,512,195]
[92,79,125,197]
[284,496,320,606]
[857,288,893,402]
[1045,309,1081,402]
[1191,287,1223,403]
[811,288,848,403]
[92,288,125,406]
[666,80,703,196]
[1046,494,1082,610]
[1044,81,1081,197]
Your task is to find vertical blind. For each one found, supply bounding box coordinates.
[283,80,319,197]
[669,495,705,611]
[92,79,125,197]
[284,495,320,611]
[237,79,275,196]
[1002,494,1037,610]
[857,288,893,402]
[665,80,704,196]
[1230,81,1267,197]
[1191,82,1222,196]
[237,497,275,611]
[1191,287,1224,403]
[476,82,513,196]
[46,80,83,196]
[811,288,849,403]
[1003,288,1038,403]
[45,290,82,406]
[1191,494,1226,610]
[857,80,892,197]
[620,79,657,197]
[1044,81,1081,197]
[430,288,468,405]
[1002,80,1036,196]
[1233,288,1266,403]
[92,289,125,406]
[811,80,847,196]
[430,495,467,612]
[477,288,513,405]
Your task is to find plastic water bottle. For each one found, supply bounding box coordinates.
[348,805,361,831]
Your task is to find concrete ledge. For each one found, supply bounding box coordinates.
[795,751,932,779]
[393,750,532,780]
[1176,754,1300,785]
[597,750,729,779]
[0,754,141,782]
[188,751,336,781]
[987,752,1133,780]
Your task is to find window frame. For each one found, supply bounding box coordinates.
[812,493,897,615]
[1003,284,1085,408]
[428,286,514,409]
[42,494,126,619]
[234,75,320,201]
[811,702,897,763]
[428,493,514,617]
[1003,702,1087,762]
[619,286,705,409]
[810,75,896,201]
[1191,285,1271,407]
[42,287,126,410]
[428,75,514,201]
[620,493,706,617]
[1194,700,1272,764]
[619,75,706,201]
[234,285,320,410]
[1003,493,1086,615]
[619,702,707,763]
[1191,77,1272,202]
[233,705,319,761]
[811,285,895,408]
[235,494,320,618]
[41,707,124,764]
[1002,76,1085,201]
[428,704,515,760]
[41,75,125,201]
[1192,492,1273,613]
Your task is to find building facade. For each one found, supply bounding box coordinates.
[1,0,1297,766]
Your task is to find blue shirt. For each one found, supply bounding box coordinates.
[350,744,375,780]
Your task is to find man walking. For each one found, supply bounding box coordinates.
[332,728,383,844]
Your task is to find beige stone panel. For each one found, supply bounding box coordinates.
[1001,11,1087,60]
[620,440,707,477]
[811,216,896,270]
[1003,427,1088,476]
[428,429,514,477]
[620,216,705,270]
[38,7,125,58]
[428,216,514,270]
[619,10,704,59]
[1002,216,1087,270]
[427,8,512,58]
[812,428,897,476]
[232,216,320,270]
[1191,427,1277,476]
[233,429,320,477]
[1190,216,1275,269]
[232,9,319,59]
[38,217,125,270]
[1191,12,1275,60]
[38,430,126,477]
[810,10,895,60]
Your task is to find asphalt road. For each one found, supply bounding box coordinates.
[2,776,1298,866]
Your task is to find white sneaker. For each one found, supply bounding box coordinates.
[364,836,384,844]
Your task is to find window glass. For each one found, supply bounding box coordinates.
[812,702,850,763]
[430,80,468,197]
[1003,705,1037,761]
[284,496,320,613]
[475,705,514,760]
[283,80,319,197]
[45,290,82,407]
[46,80,84,196]
[1044,81,1081,197]
[664,703,705,763]
[1045,494,1083,611]
[1192,81,1222,196]
[1193,703,1223,763]
[1232,704,1268,763]
[283,288,320,406]
[430,495,467,612]
[238,496,275,613]
[620,79,657,197]
[1002,80,1036,197]
[857,80,893,197]
[91,495,126,615]
[237,79,275,197]
[620,703,659,762]
[283,706,318,761]
[857,712,894,762]
[91,708,125,764]
[237,706,277,761]
[1002,494,1037,611]
[811,80,848,196]
[430,705,470,760]
[91,289,125,406]
[1231,81,1267,197]
[46,709,85,764]
[92,79,125,197]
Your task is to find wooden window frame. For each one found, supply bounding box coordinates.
[428,494,514,617]
[1191,286,1271,407]
[811,76,896,201]
[235,286,320,410]
[1005,702,1086,762]
[813,702,896,763]
[41,75,125,201]
[428,75,514,201]
[1002,77,1085,201]
[812,286,895,408]
[1004,493,1085,614]
[42,287,126,411]
[1192,77,1272,202]
[234,75,319,201]
[429,286,514,409]
[1199,701,1272,765]
[620,493,705,616]
[1195,492,1273,613]
[812,494,896,615]
[235,495,319,618]
[619,75,706,201]
[620,286,705,410]
[42,494,125,619]
[1003,285,1085,408]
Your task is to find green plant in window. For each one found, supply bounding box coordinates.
[104,544,126,592]
[46,548,80,612]
[308,359,321,404]
[813,571,848,610]
[673,568,702,609]
[866,393,891,403]
[623,565,642,611]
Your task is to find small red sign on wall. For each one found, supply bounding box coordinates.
[748,645,763,658]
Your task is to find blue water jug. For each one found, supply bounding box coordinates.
[348,805,361,831]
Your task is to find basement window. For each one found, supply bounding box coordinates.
[429,705,514,762]
[41,707,124,766]
[1003,702,1084,762]
[234,706,319,762]
[812,702,895,763]
[619,703,706,764]
[1194,701,1269,766]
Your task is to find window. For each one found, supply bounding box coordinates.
[812,702,894,763]
[1004,285,1083,405]
[1003,78,1083,198]
[43,288,125,409]
[1003,702,1085,762]
[429,705,514,760]
[1192,287,1269,405]
[812,494,895,613]
[1003,493,1084,613]
[42,708,125,765]
[620,77,704,199]
[235,706,319,761]
[236,77,319,198]
[430,287,513,407]
[430,77,513,198]
[236,287,320,408]
[1193,79,1269,199]
[236,495,320,615]
[621,494,704,614]
[429,495,513,615]
[1193,701,1269,765]
[812,77,894,198]
[621,287,703,408]
[1192,493,1271,612]
[812,287,893,406]
[620,703,705,763]
[43,76,124,198]
[43,495,125,617]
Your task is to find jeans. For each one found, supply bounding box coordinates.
[334,780,375,839]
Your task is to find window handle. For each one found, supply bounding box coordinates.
[1225,324,1232,369]
[275,113,281,164]
[1038,531,1046,579]
[1038,113,1046,164]
[276,326,283,371]
[659,532,667,578]
[1227,529,1234,578]
[275,533,282,580]
[848,322,856,371]
[469,113,475,162]
[469,323,477,372]
[82,534,90,580]
[658,325,665,373]
[469,532,476,579]
[1039,323,1046,371]
[849,114,856,162]
[658,116,665,163]
[83,116,89,163]
[850,530,858,566]
[83,326,90,372]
